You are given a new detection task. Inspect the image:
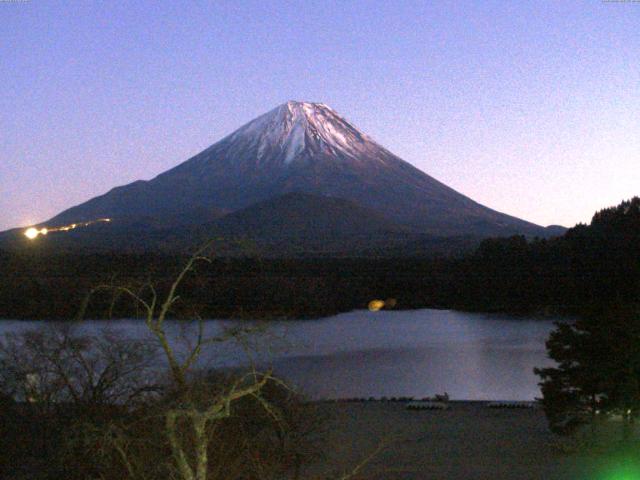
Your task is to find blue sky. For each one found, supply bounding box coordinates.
[1,0,639,230]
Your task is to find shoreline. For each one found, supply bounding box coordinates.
[0,305,575,322]
[312,398,540,405]
[304,400,588,480]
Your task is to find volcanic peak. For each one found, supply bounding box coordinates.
[220,100,376,165]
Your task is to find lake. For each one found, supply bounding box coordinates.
[0,309,558,401]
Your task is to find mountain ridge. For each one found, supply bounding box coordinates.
[43,101,552,239]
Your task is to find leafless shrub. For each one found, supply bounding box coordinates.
[0,324,160,410]
[0,242,382,480]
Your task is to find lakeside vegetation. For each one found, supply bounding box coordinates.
[0,245,378,480]
[0,198,637,478]
[1,197,638,321]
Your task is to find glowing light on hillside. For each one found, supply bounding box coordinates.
[23,218,112,240]
[24,228,39,239]
[385,298,397,309]
[368,300,385,311]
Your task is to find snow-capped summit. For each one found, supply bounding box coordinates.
[211,101,381,167]
[45,101,549,238]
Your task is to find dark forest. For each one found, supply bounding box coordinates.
[2,197,638,321]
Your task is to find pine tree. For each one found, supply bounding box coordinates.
[535,302,640,439]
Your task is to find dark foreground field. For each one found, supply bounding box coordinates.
[305,401,616,480]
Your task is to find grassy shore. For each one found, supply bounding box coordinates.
[304,401,605,480]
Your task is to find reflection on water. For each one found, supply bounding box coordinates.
[0,309,557,401]
[267,309,557,400]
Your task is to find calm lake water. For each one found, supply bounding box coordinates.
[0,309,558,401]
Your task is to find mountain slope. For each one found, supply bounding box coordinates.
[0,192,479,257]
[209,192,405,239]
[44,101,551,238]
[171,192,480,257]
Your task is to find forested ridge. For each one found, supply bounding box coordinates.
[1,197,638,320]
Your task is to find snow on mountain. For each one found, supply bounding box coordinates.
[220,101,378,165]
[43,100,550,238]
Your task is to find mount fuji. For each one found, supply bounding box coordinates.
[5,101,561,253]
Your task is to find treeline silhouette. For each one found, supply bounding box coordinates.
[1,197,638,320]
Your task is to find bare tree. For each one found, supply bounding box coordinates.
[79,242,286,480]
[0,324,159,410]
[0,324,162,480]
[0,242,384,480]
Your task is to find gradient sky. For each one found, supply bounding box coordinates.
[1,0,638,231]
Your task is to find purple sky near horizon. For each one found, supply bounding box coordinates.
[1,0,639,231]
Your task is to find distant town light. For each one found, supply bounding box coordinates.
[368,300,385,312]
[24,227,39,239]
[23,218,112,240]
